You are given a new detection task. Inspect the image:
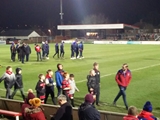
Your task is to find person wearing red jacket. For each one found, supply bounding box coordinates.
[35,44,42,61]
[123,106,138,120]
[113,63,132,110]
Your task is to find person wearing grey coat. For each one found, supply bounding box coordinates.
[0,66,16,99]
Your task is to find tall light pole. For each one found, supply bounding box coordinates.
[60,0,64,36]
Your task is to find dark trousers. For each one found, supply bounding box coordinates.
[71,50,74,58]
[17,53,21,61]
[46,51,49,57]
[21,54,25,63]
[11,88,25,100]
[60,50,65,57]
[11,53,16,61]
[96,86,100,105]
[6,88,11,99]
[57,86,62,97]
[26,54,30,62]
[79,50,83,57]
[53,51,59,58]
[36,52,42,61]
[42,50,46,58]
[62,90,70,102]
[70,94,74,107]
[113,86,128,108]
[75,50,79,58]
[45,88,56,105]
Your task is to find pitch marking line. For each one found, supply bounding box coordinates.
[76,63,160,83]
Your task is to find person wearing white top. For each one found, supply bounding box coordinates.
[69,74,79,107]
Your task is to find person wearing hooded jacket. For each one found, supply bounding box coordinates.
[78,94,100,120]
[138,101,157,120]
[0,66,16,99]
[10,67,25,100]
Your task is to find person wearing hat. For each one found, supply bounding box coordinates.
[138,101,157,120]
[78,94,100,120]
[10,67,25,100]
[50,94,73,120]
[21,89,35,120]
[113,63,132,110]
[123,106,138,120]
[25,97,46,120]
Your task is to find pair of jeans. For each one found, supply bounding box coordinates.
[11,88,25,100]
[113,86,128,108]
[37,52,42,61]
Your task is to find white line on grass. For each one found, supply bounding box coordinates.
[76,63,160,83]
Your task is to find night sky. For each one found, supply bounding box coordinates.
[0,0,160,29]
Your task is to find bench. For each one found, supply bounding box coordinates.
[0,109,22,120]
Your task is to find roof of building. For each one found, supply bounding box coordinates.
[0,30,36,36]
[57,23,139,30]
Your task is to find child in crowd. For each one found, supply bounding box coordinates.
[35,44,42,61]
[45,69,56,105]
[138,101,157,120]
[11,67,25,100]
[69,74,79,107]
[87,70,97,103]
[123,106,138,120]
[35,74,46,104]
[25,98,46,120]
[0,66,16,99]
[62,72,71,102]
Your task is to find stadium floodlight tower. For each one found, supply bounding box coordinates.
[60,0,64,36]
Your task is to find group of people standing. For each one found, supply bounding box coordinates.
[10,42,31,63]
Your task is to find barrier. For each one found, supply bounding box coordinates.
[0,41,6,45]
[94,40,160,45]
[0,98,126,120]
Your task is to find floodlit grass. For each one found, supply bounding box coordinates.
[0,43,160,118]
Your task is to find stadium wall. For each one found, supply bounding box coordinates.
[0,98,126,120]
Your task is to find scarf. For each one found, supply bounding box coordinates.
[6,70,12,75]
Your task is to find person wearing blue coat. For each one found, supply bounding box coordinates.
[78,41,84,59]
[55,63,64,97]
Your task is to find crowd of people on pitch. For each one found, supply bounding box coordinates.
[10,39,84,64]
[0,62,158,120]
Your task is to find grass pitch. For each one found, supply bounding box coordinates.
[0,43,160,117]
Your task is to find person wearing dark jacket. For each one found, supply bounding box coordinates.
[25,43,31,62]
[35,74,46,104]
[10,42,17,62]
[138,101,157,120]
[70,42,75,59]
[78,41,84,59]
[74,41,79,59]
[41,41,46,59]
[78,94,100,120]
[0,66,16,99]
[113,63,132,110]
[55,64,64,97]
[50,94,73,120]
[45,41,50,59]
[60,41,65,58]
[44,70,56,105]
[19,43,27,64]
[93,62,100,106]
[53,43,59,58]
[10,67,25,100]
[16,42,21,61]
